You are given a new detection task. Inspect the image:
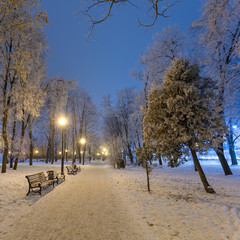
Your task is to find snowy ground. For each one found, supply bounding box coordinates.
[0,160,239,240]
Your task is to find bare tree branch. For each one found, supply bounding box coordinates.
[81,0,179,35]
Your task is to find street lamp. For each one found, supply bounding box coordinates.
[80,138,86,145]
[59,117,67,175]
[80,138,86,165]
[101,147,108,161]
[35,149,39,162]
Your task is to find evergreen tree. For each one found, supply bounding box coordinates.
[143,58,226,194]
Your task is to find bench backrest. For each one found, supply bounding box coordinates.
[47,170,57,180]
[26,172,47,185]
[66,166,73,170]
[72,164,77,169]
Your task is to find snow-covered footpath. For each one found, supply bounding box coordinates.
[0,160,239,240]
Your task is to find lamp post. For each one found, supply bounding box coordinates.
[59,117,67,175]
[65,149,68,162]
[80,138,86,165]
[101,147,108,161]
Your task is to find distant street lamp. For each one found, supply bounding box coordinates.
[80,138,86,145]
[59,117,67,175]
[35,149,39,162]
[101,147,108,161]
[80,138,86,165]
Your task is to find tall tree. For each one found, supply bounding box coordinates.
[141,26,186,89]
[116,88,136,164]
[143,59,226,193]
[0,0,48,173]
[193,0,240,168]
[12,30,47,170]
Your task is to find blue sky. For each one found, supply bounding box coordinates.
[41,0,203,105]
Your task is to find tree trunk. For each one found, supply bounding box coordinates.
[193,161,197,171]
[82,143,86,165]
[28,118,33,166]
[157,153,162,166]
[50,118,55,164]
[72,126,75,164]
[1,111,9,173]
[226,122,238,165]
[13,110,30,170]
[189,141,215,194]
[215,78,233,173]
[10,108,17,168]
[2,147,8,173]
[10,155,14,168]
[64,126,67,163]
[77,143,82,164]
[127,143,134,164]
[146,160,151,193]
[46,144,50,164]
[214,142,232,175]
[54,147,58,162]
[1,41,14,173]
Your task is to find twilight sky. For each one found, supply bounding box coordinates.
[41,0,203,105]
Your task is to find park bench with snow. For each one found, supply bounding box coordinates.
[66,165,78,175]
[72,164,81,172]
[25,172,54,196]
[47,170,65,185]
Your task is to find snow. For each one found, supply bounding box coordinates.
[0,160,240,240]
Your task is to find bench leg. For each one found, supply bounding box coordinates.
[39,186,42,196]
[26,187,31,196]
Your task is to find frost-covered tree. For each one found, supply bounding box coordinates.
[141,26,186,89]
[42,78,75,164]
[70,88,98,165]
[101,90,137,165]
[0,0,48,173]
[143,59,226,194]
[130,91,144,151]
[12,30,47,170]
[136,145,155,193]
[193,0,240,167]
[116,88,136,163]
[101,95,123,166]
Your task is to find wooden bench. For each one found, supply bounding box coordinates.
[72,164,81,172]
[47,170,65,185]
[25,172,54,196]
[66,165,78,175]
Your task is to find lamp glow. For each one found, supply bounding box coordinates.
[80,138,86,144]
[59,117,67,126]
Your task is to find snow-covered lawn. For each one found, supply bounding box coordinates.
[0,160,239,240]
[0,162,63,227]
[109,161,240,240]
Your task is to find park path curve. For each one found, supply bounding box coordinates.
[2,162,157,240]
